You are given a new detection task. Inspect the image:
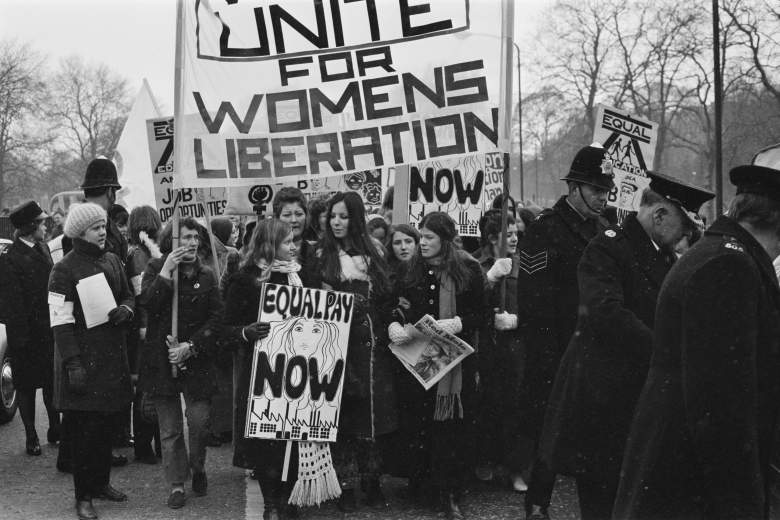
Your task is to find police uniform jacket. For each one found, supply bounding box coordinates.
[138,256,223,401]
[613,216,780,520]
[538,214,674,481]
[515,196,608,436]
[0,238,54,390]
[48,238,134,412]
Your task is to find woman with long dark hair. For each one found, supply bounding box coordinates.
[388,211,485,520]
[309,191,398,511]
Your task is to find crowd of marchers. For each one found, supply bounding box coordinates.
[1,146,780,520]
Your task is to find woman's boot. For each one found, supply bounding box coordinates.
[442,490,465,520]
[259,480,283,520]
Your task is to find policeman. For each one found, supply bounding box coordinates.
[61,158,128,260]
[519,143,614,519]
[537,172,714,520]
[0,201,60,456]
[614,165,780,520]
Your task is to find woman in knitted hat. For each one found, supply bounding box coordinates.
[48,202,135,520]
[388,211,485,520]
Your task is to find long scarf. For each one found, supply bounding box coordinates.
[434,270,464,421]
[266,259,341,506]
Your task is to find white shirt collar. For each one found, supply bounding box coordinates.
[19,237,35,248]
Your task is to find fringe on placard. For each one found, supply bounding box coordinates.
[434,393,463,421]
[288,442,341,507]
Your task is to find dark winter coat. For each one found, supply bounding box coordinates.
[515,196,609,438]
[539,214,674,482]
[309,251,398,440]
[0,238,55,390]
[48,238,134,412]
[613,216,780,520]
[137,257,223,401]
[391,252,485,485]
[125,244,152,374]
[223,267,299,477]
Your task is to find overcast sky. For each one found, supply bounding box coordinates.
[0,0,548,111]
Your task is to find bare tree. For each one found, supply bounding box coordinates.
[0,39,47,209]
[533,0,626,139]
[45,55,130,179]
[722,0,780,105]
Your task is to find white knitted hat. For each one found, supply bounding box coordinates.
[64,202,106,238]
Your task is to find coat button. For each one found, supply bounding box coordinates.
[430,284,436,290]
[428,270,434,275]
[428,299,434,304]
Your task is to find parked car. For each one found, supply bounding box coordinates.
[0,238,12,254]
[0,323,17,424]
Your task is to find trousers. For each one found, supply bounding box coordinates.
[154,393,211,485]
[62,410,113,500]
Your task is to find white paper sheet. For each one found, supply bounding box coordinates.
[76,273,117,329]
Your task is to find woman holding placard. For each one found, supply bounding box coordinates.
[308,191,398,512]
[47,202,135,520]
[224,219,309,520]
[388,211,485,520]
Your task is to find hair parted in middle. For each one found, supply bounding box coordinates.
[319,191,389,291]
[240,218,294,279]
[403,211,473,293]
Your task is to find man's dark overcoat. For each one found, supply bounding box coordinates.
[613,216,780,520]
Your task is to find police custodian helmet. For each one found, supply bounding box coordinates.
[80,158,121,190]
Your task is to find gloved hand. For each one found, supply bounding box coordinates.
[108,305,132,325]
[494,311,518,331]
[65,357,87,393]
[243,322,271,342]
[388,322,412,344]
[486,258,513,283]
[436,316,463,335]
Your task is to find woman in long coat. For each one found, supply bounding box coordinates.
[0,201,60,455]
[308,191,398,511]
[389,211,485,520]
[225,219,306,519]
[48,202,135,520]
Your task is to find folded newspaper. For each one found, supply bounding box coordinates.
[389,314,474,390]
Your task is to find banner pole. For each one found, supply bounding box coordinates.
[170,0,186,378]
[498,0,516,312]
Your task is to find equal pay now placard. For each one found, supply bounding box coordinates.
[176,0,504,188]
[246,284,354,443]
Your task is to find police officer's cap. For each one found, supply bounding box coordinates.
[81,158,121,190]
[647,171,715,225]
[9,200,48,228]
[561,142,616,191]
[730,164,780,201]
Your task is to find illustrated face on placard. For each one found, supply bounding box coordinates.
[292,319,325,356]
[619,182,638,208]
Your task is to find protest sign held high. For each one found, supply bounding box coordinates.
[246,284,354,443]
[593,105,658,212]
[146,116,229,222]
[175,0,504,188]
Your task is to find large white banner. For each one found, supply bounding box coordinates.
[176,0,504,188]
[593,105,658,212]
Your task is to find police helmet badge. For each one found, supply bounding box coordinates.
[601,158,614,177]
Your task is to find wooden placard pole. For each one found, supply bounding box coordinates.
[170,0,186,378]
[497,0,516,312]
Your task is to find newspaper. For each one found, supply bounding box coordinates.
[389,314,474,391]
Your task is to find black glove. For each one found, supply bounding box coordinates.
[65,357,87,394]
[243,322,271,342]
[108,306,132,325]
